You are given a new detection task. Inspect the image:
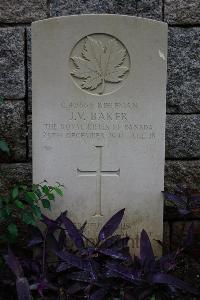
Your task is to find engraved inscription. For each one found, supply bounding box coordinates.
[42,99,157,142]
[77,146,120,217]
[70,34,130,95]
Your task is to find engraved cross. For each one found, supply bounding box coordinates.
[77,146,120,217]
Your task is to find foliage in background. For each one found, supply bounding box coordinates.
[3,209,199,300]
[0,181,64,243]
[163,185,200,215]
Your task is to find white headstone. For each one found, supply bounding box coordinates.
[32,15,168,254]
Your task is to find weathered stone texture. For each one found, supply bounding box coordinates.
[0,28,25,99]
[0,101,26,162]
[166,115,200,159]
[0,163,32,193]
[26,27,32,111]
[164,0,200,24]
[165,160,200,192]
[50,0,137,16]
[136,0,162,20]
[50,0,162,19]
[0,0,48,23]
[167,27,200,113]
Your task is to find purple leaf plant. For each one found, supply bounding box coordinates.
[3,208,199,300]
[163,185,200,216]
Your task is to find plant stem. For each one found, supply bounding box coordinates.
[42,229,48,275]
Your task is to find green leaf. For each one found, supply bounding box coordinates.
[47,193,55,201]
[0,195,3,206]
[42,199,51,209]
[41,185,55,200]
[22,212,36,225]
[150,295,156,300]
[53,186,64,197]
[31,205,42,219]
[32,185,42,198]
[0,140,10,154]
[42,185,49,194]
[0,96,4,103]
[15,200,24,209]
[25,192,38,204]
[0,207,10,220]
[12,186,19,200]
[7,223,18,239]
[19,185,28,191]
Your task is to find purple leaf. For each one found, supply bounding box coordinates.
[178,208,190,215]
[62,214,84,249]
[163,192,186,207]
[28,226,43,247]
[89,288,107,300]
[41,211,66,232]
[67,271,92,282]
[47,234,60,252]
[88,258,98,280]
[56,262,71,272]
[31,278,57,296]
[4,248,23,278]
[55,250,94,272]
[55,210,67,226]
[98,208,125,242]
[97,248,131,261]
[99,235,120,249]
[106,262,139,282]
[16,277,31,300]
[28,237,43,247]
[140,230,154,265]
[152,273,200,295]
[80,220,87,233]
[41,215,58,232]
[58,229,66,250]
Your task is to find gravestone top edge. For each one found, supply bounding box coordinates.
[31,14,168,28]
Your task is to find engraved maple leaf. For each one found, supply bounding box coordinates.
[71,36,129,94]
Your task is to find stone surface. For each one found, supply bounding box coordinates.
[50,0,162,20]
[137,0,162,20]
[50,0,137,16]
[0,0,48,23]
[32,15,167,255]
[165,160,200,192]
[0,28,25,99]
[26,27,32,111]
[0,101,26,162]
[167,27,200,114]
[166,115,200,159]
[0,163,32,193]
[164,0,200,24]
